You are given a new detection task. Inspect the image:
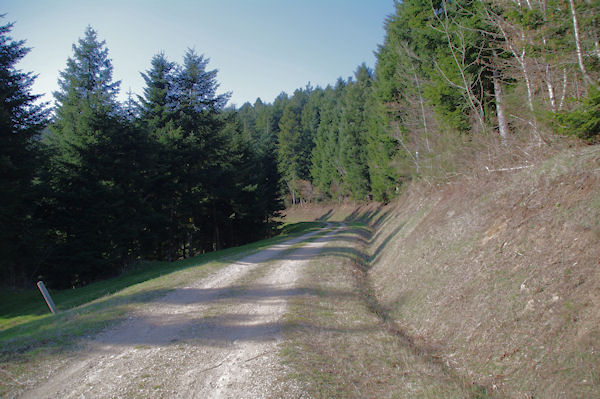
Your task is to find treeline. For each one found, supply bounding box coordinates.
[1,25,281,288]
[3,0,599,287]
[236,65,396,204]
[238,0,599,205]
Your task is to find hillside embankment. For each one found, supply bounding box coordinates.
[284,146,600,398]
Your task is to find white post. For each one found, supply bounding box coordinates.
[37,281,57,314]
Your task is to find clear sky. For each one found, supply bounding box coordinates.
[3,0,395,108]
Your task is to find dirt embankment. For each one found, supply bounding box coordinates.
[287,146,600,398]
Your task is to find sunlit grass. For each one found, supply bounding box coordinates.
[0,221,328,351]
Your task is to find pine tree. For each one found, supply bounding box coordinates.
[300,87,322,180]
[175,49,231,253]
[366,99,398,202]
[136,52,182,259]
[310,81,345,198]
[43,26,133,287]
[277,101,303,204]
[339,64,373,199]
[0,19,49,286]
[138,52,176,133]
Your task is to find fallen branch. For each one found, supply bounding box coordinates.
[485,165,534,173]
[198,361,225,373]
[244,350,272,363]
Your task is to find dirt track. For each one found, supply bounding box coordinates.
[22,224,342,398]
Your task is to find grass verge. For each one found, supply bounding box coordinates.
[279,224,484,398]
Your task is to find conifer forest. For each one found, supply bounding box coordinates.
[2,0,599,288]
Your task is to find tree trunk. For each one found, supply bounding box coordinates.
[487,0,544,144]
[569,0,593,83]
[286,180,296,205]
[187,230,194,258]
[492,67,510,144]
[168,204,174,262]
[559,67,568,110]
[212,204,221,251]
[414,71,431,152]
[545,64,557,112]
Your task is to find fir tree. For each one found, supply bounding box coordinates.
[339,64,373,199]
[277,101,303,204]
[310,81,345,198]
[0,18,49,286]
[138,52,176,133]
[43,26,134,286]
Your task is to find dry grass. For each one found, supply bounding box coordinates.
[282,145,599,397]
[367,145,600,398]
[281,203,383,225]
[279,226,483,398]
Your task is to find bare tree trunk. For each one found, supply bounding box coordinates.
[432,0,486,130]
[515,53,544,144]
[393,123,420,173]
[212,204,221,251]
[492,68,510,144]
[540,31,557,112]
[545,63,557,112]
[286,180,296,205]
[559,67,568,110]
[489,5,543,144]
[569,0,593,83]
[414,71,431,152]
[521,59,535,113]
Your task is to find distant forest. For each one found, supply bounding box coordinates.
[2,0,599,287]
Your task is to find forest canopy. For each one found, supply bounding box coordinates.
[1,0,599,287]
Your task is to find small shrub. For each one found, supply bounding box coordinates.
[555,86,600,143]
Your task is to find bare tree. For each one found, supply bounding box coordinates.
[430,0,487,131]
[568,0,593,83]
[483,0,544,144]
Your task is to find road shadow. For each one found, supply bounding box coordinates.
[0,282,364,352]
[146,285,356,306]
[316,209,334,221]
[89,310,377,349]
[369,223,405,264]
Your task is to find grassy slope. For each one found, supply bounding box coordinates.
[0,221,326,396]
[280,224,481,398]
[286,146,600,398]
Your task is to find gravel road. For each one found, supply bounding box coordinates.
[22,224,343,398]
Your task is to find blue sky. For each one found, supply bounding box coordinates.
[4,0,395,107]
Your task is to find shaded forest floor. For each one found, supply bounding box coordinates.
[284,145,600,398]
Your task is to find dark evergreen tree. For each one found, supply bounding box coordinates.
[138,52,176,133]
[218,110,283,245]
[173,49,231,253]
[237,101,257,139]
[366,98,398,202]
[277,100,303,204]
[0,19,49,286]
[310,79,346,199]
[300,87,322,177]
[338,64,373,199]
[136,52,182,259]
[43,26,140,287]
